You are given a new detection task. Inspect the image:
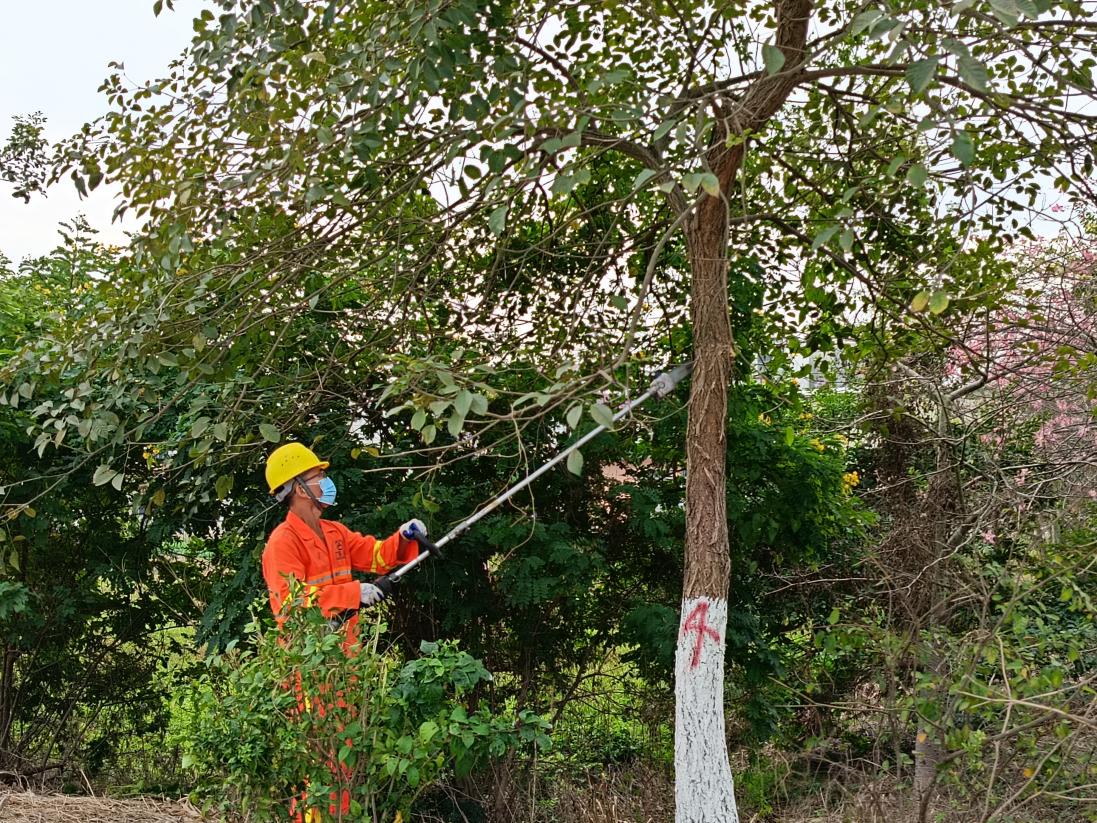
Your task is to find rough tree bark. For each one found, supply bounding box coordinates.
[0,646,15,761]
[673,1,811,819]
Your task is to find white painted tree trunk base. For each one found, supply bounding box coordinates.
[675,596,740,823]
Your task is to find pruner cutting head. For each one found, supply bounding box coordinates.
[650,362,693,398]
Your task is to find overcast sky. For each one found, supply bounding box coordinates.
[0,1,207,264]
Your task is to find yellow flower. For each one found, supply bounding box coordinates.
[810,438,825,452]
[841,471,860,493]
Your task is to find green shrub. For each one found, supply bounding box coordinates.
[173,603,550,821]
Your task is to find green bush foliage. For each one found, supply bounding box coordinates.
[174,601,549,821]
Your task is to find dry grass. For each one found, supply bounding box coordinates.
[538,762,675,823]
[0,791,204,823]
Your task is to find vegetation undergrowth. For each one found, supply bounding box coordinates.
[171,600,550,822]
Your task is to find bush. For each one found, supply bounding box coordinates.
[173,603,550,821]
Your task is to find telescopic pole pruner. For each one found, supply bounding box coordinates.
[385,362,692,583]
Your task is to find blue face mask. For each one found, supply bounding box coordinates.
[300,476,337,507]
[317,477,337,506]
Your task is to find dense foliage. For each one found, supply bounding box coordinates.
[2,0,1097,819]
[176,605,549,820]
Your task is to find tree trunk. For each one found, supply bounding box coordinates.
[912,404,954,821]
[0,645,15,763]
[669,5,811,818]
[674,217,738,823]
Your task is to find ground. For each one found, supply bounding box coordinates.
[0,791,203,823]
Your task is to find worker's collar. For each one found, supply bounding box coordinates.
[284,509,329,541]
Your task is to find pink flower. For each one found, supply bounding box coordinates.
[982,529,997,544]
[1051,204,1064,213]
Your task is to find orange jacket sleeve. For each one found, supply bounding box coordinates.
[335,522,419,575]
[262,528,360,623]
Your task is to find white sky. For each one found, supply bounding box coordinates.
[0,1,207,264]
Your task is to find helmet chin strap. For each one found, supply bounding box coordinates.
[295,477,326,510]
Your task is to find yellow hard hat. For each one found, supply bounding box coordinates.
[265,443,329,494]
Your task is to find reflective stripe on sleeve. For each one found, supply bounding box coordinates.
[306,569,352,588]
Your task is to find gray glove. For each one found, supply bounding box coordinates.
[360,582,386,607]
[400,518,427,539]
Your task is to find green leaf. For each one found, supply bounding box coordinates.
[609,294,629,311]
[111,472,125,492]
[851,8,883,35]
[590,402,615,428]
[1014,0,1039,17]
[419,720,439,742]
[215,474,234,499]
[905,58,939,94]
[827,607,841,625]
[421,424,437,445]
[699,173,721,198]
[958,55,989,93]
[784,426,795,446]
[910,290,931,312]
[839,229,855,252]
[951,131,975,166]
[92,465,117,487]
[455,390,473,417]
[566,448,584,475]
[653,120,676,140]
[681,173,705,194]
[447,411,466,437]
[190,416,211,438]
[411,409,427,431]
[942,38,971,59]
[929,289,950,314]
[551,174,576,196]
[212,422,229,442]
[560,130,583,148]
[1059,585,1073,602]
[259,423,281,443]
[989,0,1019,26]
[566,403,582,429]
[488,205,508,236]
[762,44,786,75]
[812,224,840,250]
[632,168,657,190]
[906,163,928,187]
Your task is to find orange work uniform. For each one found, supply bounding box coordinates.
[263,511,418,821]
[261,510,418,644]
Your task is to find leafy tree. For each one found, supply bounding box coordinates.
[0,226,207,783]
[10,0,1096,815]
[0,113,47,202]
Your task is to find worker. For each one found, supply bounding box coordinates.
[262,442,424,821]
[261,441,424,644]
